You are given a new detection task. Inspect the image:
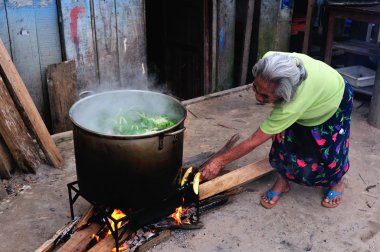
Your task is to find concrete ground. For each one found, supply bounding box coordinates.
[0,86,379,252]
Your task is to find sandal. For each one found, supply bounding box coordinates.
[321,190,343,208]
[260,191,283,209]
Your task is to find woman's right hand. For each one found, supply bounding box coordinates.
[200,159,223,181]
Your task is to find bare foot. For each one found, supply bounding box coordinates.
[323,179,344,207]
[261,173,290,205]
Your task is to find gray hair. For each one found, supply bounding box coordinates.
[252,53,307,103]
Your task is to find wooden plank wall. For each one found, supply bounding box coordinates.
[116,0,147,88]
[93,0,120,88]
[0,0,11,55]
[215,0,236,92]
[59,0,99,91]
[2,0,62,123]
[256,0,294,59]
[59,0,147,92]
[5,0,44,117]
[34,0,63,123]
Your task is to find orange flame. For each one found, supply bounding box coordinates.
[91,234,100,243]
[111,242,128,252]
[108,209,127,235]
[170,206,184,224]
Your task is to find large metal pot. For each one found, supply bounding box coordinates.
[69,90,187,210]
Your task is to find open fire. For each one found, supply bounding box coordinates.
[63,165,204,252]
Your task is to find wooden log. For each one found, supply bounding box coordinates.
[199,158,273,200]
[0,38,63,168]
[87,227,136,252]
[0,135,13,179]
[47,60,78,134]
[136,230,171,252]
[57,223,100,252]
[0,76,42,173]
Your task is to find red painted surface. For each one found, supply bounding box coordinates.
[70,6,85,44]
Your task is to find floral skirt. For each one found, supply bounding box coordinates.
[269,81,353,187]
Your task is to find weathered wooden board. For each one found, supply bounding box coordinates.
[0,135,13,179]
[47,60,78,133]
[0,76,41,173]
[216,0,235,91]
[0,37,64,168]
[93,0,120,88]
[57,223,100,252]
[4,0,45,117]
[256,0,279,59]
[0,0,11,55]
[199,158,273,200]
[115,0,147,88]
[58,0,99,91]
[34,0,63,125]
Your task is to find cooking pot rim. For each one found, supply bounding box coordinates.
[69,89,187,139]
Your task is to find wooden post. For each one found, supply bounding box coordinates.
[0,76,42,173]
[324,10,336,65]
[302,0,315,54]
[47,60,78,134]
[368,61,380,128]
[0,135,13,179]
[0,38,63,168]
[240,0,255,86]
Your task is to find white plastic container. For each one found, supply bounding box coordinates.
[336,65,376,87]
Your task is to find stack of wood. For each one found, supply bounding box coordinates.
[0,38,63,180]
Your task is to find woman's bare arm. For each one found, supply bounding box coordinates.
[201,127,273,180]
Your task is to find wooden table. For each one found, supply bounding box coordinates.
[323,5,380,128]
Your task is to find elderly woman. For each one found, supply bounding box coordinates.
[201,51,353,208]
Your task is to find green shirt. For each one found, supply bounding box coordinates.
[260,51,345,134]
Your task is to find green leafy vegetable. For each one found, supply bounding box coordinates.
[97,111,177,135]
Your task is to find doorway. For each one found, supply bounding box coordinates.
[146,0,210,99]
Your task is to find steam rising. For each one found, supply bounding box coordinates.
[70,90,186,136]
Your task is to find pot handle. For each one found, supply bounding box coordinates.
[163,127,186,136]
[79,90,95,99]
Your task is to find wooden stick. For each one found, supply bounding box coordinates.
[0,38,63,168]
[0,76,42,173]
[0,135,13,179]
[199,158,273,200]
